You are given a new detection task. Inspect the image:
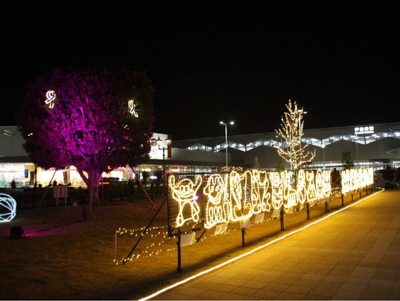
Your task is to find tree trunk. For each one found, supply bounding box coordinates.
[132,167,154,207]
[77,169,101,214]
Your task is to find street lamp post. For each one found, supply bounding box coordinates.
[355,133,359,168]
[276,135,284,169]
[220,121,234,167]
[3,130,21,187]
[156,136,172,190]
[298,110,307,149]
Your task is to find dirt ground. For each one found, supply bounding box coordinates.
[0,188,374,300]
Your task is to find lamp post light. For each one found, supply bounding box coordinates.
[355,133,359,168]
[220,121,234,167]
[156,135,172,189]
[3,130,21,187]
[276,135,284,169]
[298,110,307,149]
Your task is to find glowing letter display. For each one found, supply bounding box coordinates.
[167,168,373,236]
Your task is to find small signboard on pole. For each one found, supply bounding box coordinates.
[240,218,250,229]
[272,209,280,219]
[254,213,265,224]
[214,223,228,235]
[53,186,68,206]
[180,232,196,247]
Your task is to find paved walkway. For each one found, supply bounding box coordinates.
[144,189,400,300]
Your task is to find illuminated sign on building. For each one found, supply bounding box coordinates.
[149,133,169,159]
[355,126,374,135]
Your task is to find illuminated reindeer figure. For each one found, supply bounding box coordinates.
[169,175,202,227]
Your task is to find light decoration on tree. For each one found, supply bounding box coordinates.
[167,168,373,236]
[0,193,17,222]
[273,100,316,170]
[128,99,139,117]
[18,68,155,215]
[44,90,56,108]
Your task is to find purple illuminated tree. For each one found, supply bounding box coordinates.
[17,67,154,213]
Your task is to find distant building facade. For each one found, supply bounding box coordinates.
[0,127,225,188]
[173,122,400,171]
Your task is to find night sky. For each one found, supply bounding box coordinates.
[1,1,399,140]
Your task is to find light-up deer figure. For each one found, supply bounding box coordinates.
[169,175,202,227]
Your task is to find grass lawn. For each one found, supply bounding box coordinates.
[0,188,374,299]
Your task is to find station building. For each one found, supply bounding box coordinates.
[173,122,400,171]
[1,122,399,188]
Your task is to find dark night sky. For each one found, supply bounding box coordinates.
[1,1,399,140]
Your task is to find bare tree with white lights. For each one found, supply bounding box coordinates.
[273,99,316,170]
